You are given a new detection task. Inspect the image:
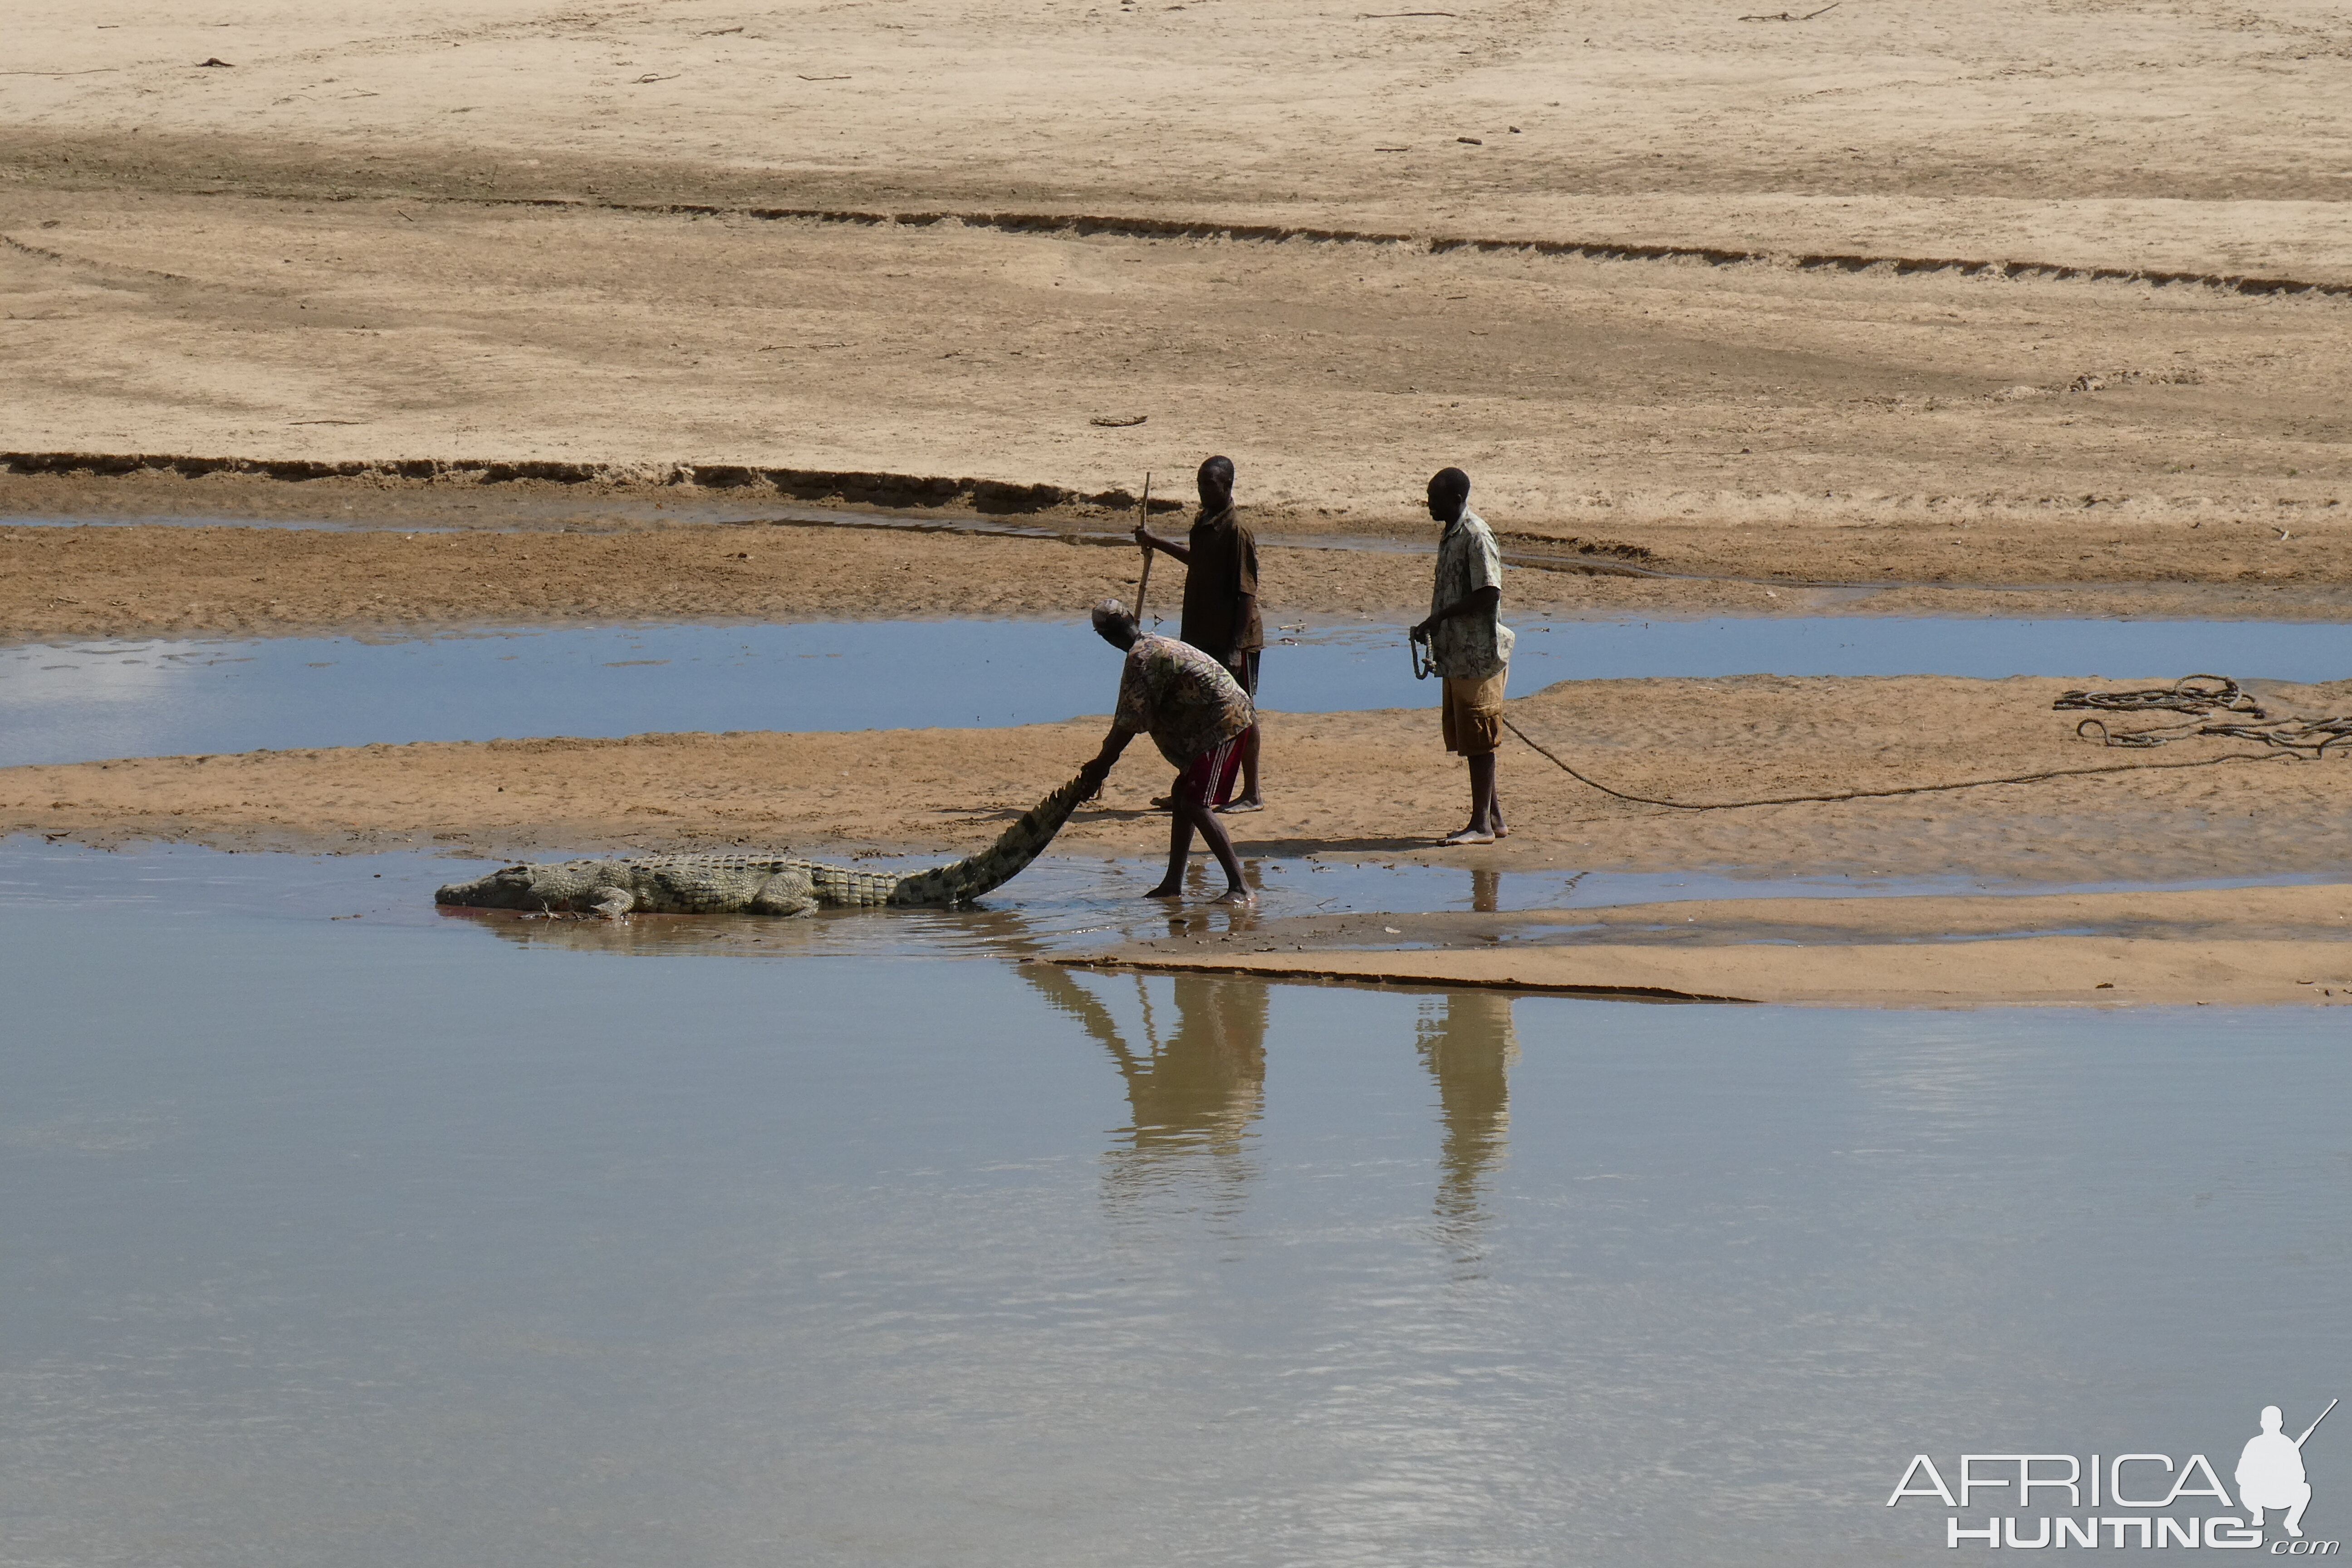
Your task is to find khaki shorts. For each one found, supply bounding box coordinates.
[1441,668,1508,755]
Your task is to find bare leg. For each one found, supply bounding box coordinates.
[1441,753,1501,844]
[1192,800,1252,902]
[1144,782,1199,897]
[1146,790,1251,903]
[1220,725,1264,812]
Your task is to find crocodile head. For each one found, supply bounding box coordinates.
[435,863,593,910]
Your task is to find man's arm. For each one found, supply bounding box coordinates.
[1133,525,1192,564]
[1411,585,1499,642]
[1079,725,1137,800]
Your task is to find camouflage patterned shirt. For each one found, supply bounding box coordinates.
[1113,634,1256,768]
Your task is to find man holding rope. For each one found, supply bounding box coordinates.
[1411,466,1514,846]
[1132,455,1264,812]
[1081,598,1256,906]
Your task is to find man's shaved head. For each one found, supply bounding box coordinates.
[1198,455,1235,510]
[1091,597,1140,650]
[1427,466,1471,523]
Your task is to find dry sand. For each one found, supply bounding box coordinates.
[3,0,2349,539]
[2,190,2345,544]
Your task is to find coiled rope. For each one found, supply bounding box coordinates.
[2056,674,2352,756]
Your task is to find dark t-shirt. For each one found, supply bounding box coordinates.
[1178,506,1263,661]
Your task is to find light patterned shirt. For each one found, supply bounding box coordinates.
[1113,634,1255,767]
[1429,507,1515,680]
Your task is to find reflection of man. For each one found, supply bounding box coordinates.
[1017,966,1268,1219]
[1416,991,1517,1242]
[2238,1405,2314,1538]
[1113,975,1269,1154]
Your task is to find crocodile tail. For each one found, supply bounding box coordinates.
[887,767,1092,907]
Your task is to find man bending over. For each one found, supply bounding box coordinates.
[1080,598,1256,904]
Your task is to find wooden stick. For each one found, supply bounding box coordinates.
[1133,471,1155,621]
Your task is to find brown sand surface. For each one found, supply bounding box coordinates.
[1090,882,2352,958]
[9,676,2347,892]
[4,0,2350,543]
[10,517,2352,646]
[10,1,2352,231]
[1,190,2345,543]
[1060,930,2352,1008]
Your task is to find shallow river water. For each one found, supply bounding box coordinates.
[6,614,2346,766]
[8,580,2350,1564]
[5,842,2350,1567]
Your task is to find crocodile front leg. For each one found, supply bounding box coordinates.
[590,886,637,919]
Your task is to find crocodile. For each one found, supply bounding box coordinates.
[435,767,1093,918]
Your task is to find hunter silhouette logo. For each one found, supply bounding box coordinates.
[1888,1398,2338,1550]
[2242,1400,2336,1540]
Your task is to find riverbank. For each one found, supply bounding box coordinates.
[9,674,2346,888]
[10,517,2352,645]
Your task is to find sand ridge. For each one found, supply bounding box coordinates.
[9,676,2348,891]
[10,517,2352,645]
[1062,930,2352,1009]
[3,189,2346,535]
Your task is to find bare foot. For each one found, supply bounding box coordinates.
[1210,886,1256,905]
[1143,882,1184,899]
[1439,827,1497,846]
[1215,797,1264,814]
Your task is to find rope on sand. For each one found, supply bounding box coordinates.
[1499,714,2297,813]
[2056,674,2352,755]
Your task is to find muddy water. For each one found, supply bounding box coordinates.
[5,845,2348,1568]
[7,615,2347,766]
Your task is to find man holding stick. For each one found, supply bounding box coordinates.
[1411,466,1514,846]
[1132,455,1264,811]
[1079,598,1255,905]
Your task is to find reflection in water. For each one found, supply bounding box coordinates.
[1470,867,1501,915]
[1416,991,1519,1264]
[1024,966,1268,1224]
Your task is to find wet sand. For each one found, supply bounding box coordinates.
[14,667,2350,1004]
[1066,930,2352,1008]
[10,518,2352,645]
[10,675,2347,887]
[1068,884,2352,1008]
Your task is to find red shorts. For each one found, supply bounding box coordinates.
[1176,731,1248,806]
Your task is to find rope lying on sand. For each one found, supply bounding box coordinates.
[1500,716,2293,812]
[2056,674,2352,755]
[2053,672,2265,718]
